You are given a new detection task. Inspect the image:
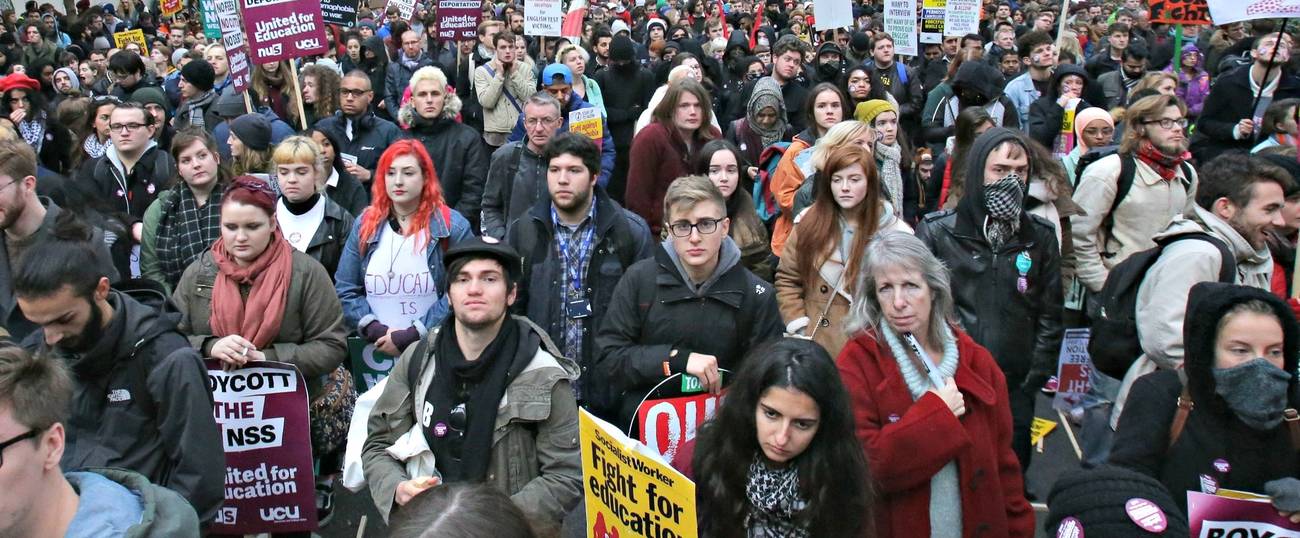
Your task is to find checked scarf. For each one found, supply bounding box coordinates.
[155,183,225,287]
[745,456,810,538]
[983,173,1024,251]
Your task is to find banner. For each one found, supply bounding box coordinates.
[1053,328,1093,411]
[636,391,722,462]
[569,107,602,140]
[1207,0,1300,25]
[241,0,329,65]
[200,0,223,39]
[321,0,360,26]
[347,336,397,393]
[214,0,251,92]
[814,0,853,30]
[206,361,317,534]
[883,0,919,56]
[1188,491,1300,537]
[113,29,149,55]
[942,0,980,36]
[385,0,416,21]
[1148,0,1211,24]
[436,0,481,41]
[524,0,563,37]
[581,409,698,538]
[920,0,945,44]
[162,0,183,17]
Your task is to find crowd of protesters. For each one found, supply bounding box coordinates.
[4,0,1300,536]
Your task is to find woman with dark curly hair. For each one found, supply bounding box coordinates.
[301,63,342,127]
[686,338,874,537]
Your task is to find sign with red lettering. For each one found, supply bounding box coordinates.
[636,392,723,462]
[1148,0,1211,25]
[436,0,482,41]
[1188,491,1300,537]
[206,361,317,534]
[1053,328,1092,411]
[241,0,329,64]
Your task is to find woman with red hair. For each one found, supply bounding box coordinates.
[334,140,474,356]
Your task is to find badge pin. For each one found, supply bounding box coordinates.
[1017,275,1028,294]
[1124,498,1168,533]
[1213,458,1230,473]
[1015,251,1032,273]
[1056,517,1084,538]
[433,422,448,437]
[1199,474,1218,494]
[887,413,900,423]
[146,183,155,194]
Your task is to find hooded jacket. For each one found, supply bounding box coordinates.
[65,468,200,537]
[1027,64,1098,150]
[23,290,224,523]
[922,61,1021,149]
[915,128,1064,388]
[406,114,490,231]
[359,36,390,111]
[1112,282,1300,512]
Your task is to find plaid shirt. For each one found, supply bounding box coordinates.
[551,202,597,376]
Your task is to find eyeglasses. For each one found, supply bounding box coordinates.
[339,88,370,97]
[109,122,147,133]
[0,429,37,468]
[668,217,723,237]
[1142,118,1188,130]
[524,116,558,128]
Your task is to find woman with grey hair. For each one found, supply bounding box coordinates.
[836,230,1033,538]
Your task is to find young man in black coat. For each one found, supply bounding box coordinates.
[593,36,657,203]
[1191,33,1300,164]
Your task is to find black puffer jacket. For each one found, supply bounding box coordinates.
[22,289,224,523]
[592,239,784,427]
[315,110,403,173]
[1027,64,1099,150]
[1111,282,1300,513]
[405,115,489,231]
[915,128,1064,388]
[505,188,654,389]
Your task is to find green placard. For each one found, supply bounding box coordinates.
[347,336,397,393]
[681,374,702,393]
[200,0,222,40]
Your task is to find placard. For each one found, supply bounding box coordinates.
[1029,417,1057,446]
[214,0,251,92]
[569,106,602,141]
[321,0,360,26]
[1206,0,1300,26]
[206,361,317,534]
[1188,491,1300,537]
[814,0,853,30]
[200,0,223,39]
[162,0,183,17]
[347,336,397,392]
[581,409,698,538]
[942,0,980,36]
[1053,328,1092,411]
[385,0,416,21]
[524,0,563,37]
[636,392,722,462]
[1148,0,1211,25]
[436,0,481,41]
[241,0,329,65]
[883,0,918,56]
[920,0,945,44]
[113,29,149,55]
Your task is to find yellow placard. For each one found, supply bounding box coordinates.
[1030,417,1057,446]
[569,107,603,141]
[113,29,149,56]
[580,409,697,538]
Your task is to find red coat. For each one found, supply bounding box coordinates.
[836,327,1033,538]
[625,121,720,236]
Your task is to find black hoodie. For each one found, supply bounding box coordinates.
[1112,282,1300,512]
[1026,63,1098,149]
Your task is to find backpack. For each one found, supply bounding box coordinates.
[1074,148,1195,222]
[1088,232,1237,379]
[753,142,790,224]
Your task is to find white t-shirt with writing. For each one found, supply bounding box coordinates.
[364,225,438,328]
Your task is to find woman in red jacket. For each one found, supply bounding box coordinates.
[836,230,1033,538]
[626,78,721,236]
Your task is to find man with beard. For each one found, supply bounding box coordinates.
[1193,33,1300,163]
[0,140,116,342]
[1109,152,1289,446]
[1097,44,1149,109]
[384,30,437,115]
[11,211,223,523]
[504,133,652,411]
[726,35,810,132]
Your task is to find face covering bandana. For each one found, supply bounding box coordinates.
[817,62,841,81]
[982,173,1024,249]
[1213,357,1293,430]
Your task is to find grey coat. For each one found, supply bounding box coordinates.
[481,141,547,238]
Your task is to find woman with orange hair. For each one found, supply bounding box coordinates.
[335,140,474,356]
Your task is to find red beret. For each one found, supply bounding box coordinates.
[0,74,40,94]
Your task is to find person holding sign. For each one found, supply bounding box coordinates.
[687,338,874,537]
[335,141,474,356]
[837,230,1034,538]
[1112,282,1300,516]
[361,237,582,525]
[1191,32,1300,164]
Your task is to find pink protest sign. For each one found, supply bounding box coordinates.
[241,0,329,64]
[213,0,251,92]
[1188,491,1300,537]
[436,0,482,41]
[206,360,318,534]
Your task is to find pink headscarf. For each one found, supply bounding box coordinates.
[1074,108,1116,153]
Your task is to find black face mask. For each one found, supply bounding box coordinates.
[817,61,841,80]
[746,71,762,81]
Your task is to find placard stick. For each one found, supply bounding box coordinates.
[289,60,309,130]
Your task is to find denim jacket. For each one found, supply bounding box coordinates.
[1003,72,1042,130]
[334,206,474,337]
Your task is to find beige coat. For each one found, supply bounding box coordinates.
[473,62,536,136]
[775,211,911,357]
[1070,154,1198,292]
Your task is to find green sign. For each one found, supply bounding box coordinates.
[681,374,702,393]
[347,336,396,393]
[200,0,222,40]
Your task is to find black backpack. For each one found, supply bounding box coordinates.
[1074,147,1195,224]
[1088,232,1237,379]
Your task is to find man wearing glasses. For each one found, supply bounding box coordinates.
[593,175,783,433]
[505,133,653,418]
[1193,32,1300,164]
[362,237,582,525]
[0,140,116,342]
[0,346,200,535]
[315,71,401,186]
[481,92,565,239]
[9,211,223,524]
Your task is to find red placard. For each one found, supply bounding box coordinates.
[635,392,723,462]
[1147,0,1211,25]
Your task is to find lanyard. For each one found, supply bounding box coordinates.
[550,205,596,293]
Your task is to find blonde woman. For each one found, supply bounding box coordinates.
[272,135,355,278]
[556,43,605,116]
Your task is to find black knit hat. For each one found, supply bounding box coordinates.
[610,35,636,63]
[1046,465,1190,537]
[179,58,215,92]
[229,114,272,152]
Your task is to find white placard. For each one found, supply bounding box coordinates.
[1207,0,1300,26]
[942,0,980,37]
[525,0,563,37]
[813,0,853,30]
[884,0,919,57]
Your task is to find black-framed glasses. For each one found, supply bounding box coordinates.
[668,217,723,237]
[0,429,37,468]
[339,88,370,98]
[1142,118,1188,130]
[109,122,147,133]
